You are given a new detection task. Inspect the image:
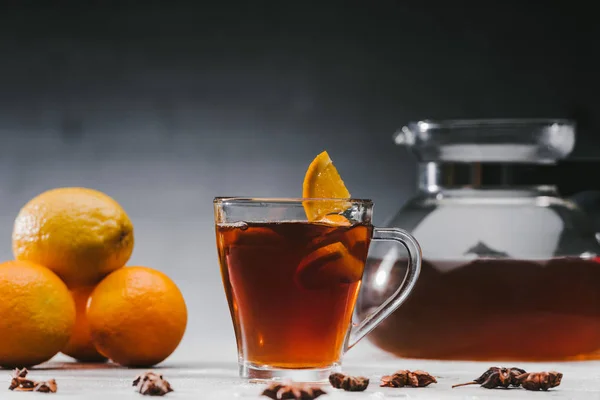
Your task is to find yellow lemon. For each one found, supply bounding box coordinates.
[12,187,134,287]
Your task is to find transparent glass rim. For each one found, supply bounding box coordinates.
[214,197,373,205]
[407,118,575,131]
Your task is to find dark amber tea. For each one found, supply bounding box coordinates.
[217,221,372,368]
[360,256,600,361]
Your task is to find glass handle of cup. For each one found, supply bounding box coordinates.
[346,227,422,350]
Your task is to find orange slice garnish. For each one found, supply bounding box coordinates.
[302,151,351,221]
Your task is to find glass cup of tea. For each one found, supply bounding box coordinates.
[214,197,422,382]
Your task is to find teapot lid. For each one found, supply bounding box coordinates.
[395,119,575,164]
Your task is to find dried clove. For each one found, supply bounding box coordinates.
[380,370,437,388]
[328,372,369,391]
[133,371,173,396]
[261,381,327,400]
[8,368,57,393]
[514,371,562,391]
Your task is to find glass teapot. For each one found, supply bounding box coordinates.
[356,119,600,361]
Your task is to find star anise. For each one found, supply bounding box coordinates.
[328,372,369,391]
[8,368,57,393]
[132,371,173,396]
[9,368,33,391]
[453,367,527,389]
[261,381,327,399]
[514,371,562,391]
[33,380,58,393]
[380,370,437,388]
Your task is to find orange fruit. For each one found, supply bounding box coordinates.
[0,260,76,368]
[87,266,187,367]
[62,286,107,362]
[12,187,134,287]
[302,151,351,221]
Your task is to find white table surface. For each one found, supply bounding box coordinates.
[6,342,599,400]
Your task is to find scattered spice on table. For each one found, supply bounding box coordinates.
[453,367,562,391]
[328,372,369,391]
[452,367,525,389]
[133,371,173,396]
[261,381,326,399]
[8,368,57,393]
[33,380,58,393]
[380,370,437,388]
[515,371,563,391]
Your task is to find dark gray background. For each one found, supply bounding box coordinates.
[0,1,598,361]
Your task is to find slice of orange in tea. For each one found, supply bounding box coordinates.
[295,242,363,289]
[302,150,352,223]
